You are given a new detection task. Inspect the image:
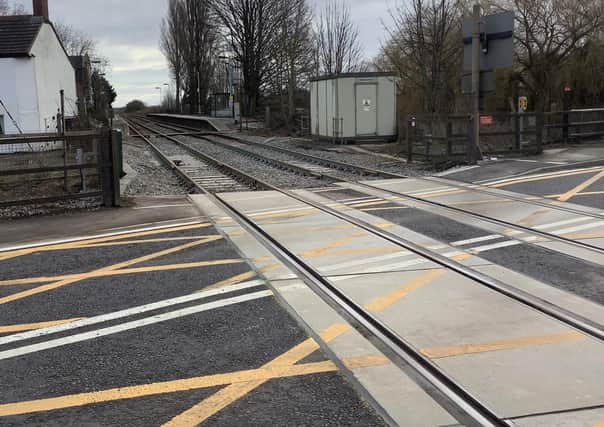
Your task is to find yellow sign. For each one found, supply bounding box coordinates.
[518,96,528,112]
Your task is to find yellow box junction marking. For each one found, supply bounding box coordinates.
[0,324,358,419]
[421,331,585,359]
[0,318,85,334]
[162,323,352,426]
[0,223,211,261]
[0,236,228,306]
[557,170,604,202]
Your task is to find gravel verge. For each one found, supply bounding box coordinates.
[0,197,102,220]
[122,142,190,197]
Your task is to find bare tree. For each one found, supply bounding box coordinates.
[500,0,604,110]
[381,0,461,113]
[0,0,26,15]
[54,22,97,56]
[314,0,362,75]
[182,0,218,114]
[159,0,219,114]
[160,0,185,112]
[275,0,314,127]
[214,0,281,115]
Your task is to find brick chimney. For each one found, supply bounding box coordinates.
[32,0,49,20]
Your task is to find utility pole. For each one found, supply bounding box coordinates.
[470,3,481,165]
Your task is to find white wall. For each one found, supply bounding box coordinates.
[0,57,39,135]
[31,23,77,132]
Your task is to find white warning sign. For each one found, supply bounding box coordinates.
[362,99,372,112]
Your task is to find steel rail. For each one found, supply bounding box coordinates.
[143,116,604,256]
[210,191,509,427]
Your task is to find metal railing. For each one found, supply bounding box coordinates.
[0,130,120,209]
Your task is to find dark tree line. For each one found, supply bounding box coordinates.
[160,0,363,125]
[377,0,604,113]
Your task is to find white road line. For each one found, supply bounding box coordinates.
[338,196,376,203]
[318,251,412,273]
[133,204,192,210]
[0,280,265,347]
[0,220,204,253]
[534,217,592,230]
[483,167,603,186]
[100,217,204,232]
[0,290,272,361]
[552,221,604,235]
[346,198,384,205]
[451,234,502,247]
[469,240,522,253]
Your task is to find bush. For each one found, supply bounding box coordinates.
[125,100,146,113]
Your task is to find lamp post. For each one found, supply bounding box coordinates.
[155,86,162,106]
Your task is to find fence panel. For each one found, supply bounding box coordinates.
[0,130,119,209]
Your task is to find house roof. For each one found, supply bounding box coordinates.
[0,15,46,58]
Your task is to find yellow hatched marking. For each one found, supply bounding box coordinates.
[516,208,552,227]
[0,223,210,261]
[0,236,224,287]
[0,324,353,419]
[0,318,85,334]
[75,236,206,248]
[565,231,604,240]
[593,421,604,427]
[489,168,604,188]
[199,271,258,293]
[421,331,585,359]
[0,353,385,420]
[162,323,351,426]
[365,269,447,312]
[299,233,366,257]
[311,247,400,258]
[418,189,467,198]
[557,170,604,202]
[0,237,219,306]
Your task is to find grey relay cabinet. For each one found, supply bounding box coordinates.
[310,72,398,143]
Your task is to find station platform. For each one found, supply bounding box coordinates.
[147,113,239,132]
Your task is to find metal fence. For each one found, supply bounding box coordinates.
[0,130,120,209]
[403,108,604,163]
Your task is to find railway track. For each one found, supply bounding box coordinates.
[141,116,604,256]
[126,115,604,425]
[125,119,263,193]
[210,171,604,427]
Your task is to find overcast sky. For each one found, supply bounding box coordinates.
[15,0,394,107]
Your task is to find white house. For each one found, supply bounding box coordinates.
[0,0,77,145]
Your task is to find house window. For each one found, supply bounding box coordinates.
[0,115,4,135]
